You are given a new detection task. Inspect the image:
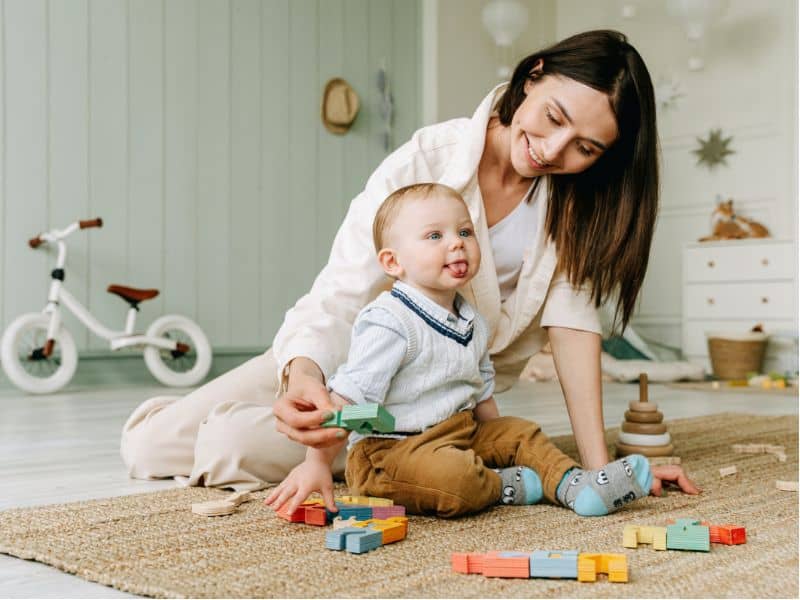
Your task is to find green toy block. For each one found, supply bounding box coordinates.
[322,404,395,434]
[666,519,710,552]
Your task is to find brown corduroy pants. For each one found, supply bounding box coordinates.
[345,410,579,518]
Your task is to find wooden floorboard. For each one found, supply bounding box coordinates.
[0,380,796,597]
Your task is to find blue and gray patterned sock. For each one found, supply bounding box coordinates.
[494,466,543,505]
[555,454,652,517]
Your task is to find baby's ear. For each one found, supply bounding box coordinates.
[377,248,403,278]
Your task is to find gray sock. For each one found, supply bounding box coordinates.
[493,466,543,505]
[555,455,652,516]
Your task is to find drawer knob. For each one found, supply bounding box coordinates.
[761,258,769,266]
[707,297,715,305]
[707,260,715,268]
[761,296,769,304]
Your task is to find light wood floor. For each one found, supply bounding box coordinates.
[0,381,797,598]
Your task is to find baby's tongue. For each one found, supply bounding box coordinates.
[447,262,467,276]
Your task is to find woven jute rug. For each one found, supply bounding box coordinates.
[1,413,797,598]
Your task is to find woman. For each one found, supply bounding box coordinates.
[121,30,698,496]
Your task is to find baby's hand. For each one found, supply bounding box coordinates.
[264,458,337,516]
[650,464,701,496]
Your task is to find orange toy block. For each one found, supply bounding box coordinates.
[700,522,747,545]
[353,517,408,544]
[482,552,531,578]
[275,500,323,523]
[577,553,628,583]
[451,552,486,575]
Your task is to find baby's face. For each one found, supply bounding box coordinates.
[384,193,481,296]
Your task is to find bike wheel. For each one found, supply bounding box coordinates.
[0,313,78,394]
[143,315,212,387]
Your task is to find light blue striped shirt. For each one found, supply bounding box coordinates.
[327,281,495,447]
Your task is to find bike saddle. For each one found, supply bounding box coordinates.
[107,284,160,307]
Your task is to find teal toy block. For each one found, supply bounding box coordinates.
[530,550,579,579]
[324,526,382,554]
[666,519,710,552]
[334,503,373,521]
[322,404,395,434]
[326,527,364,551]
[346,527,383,554]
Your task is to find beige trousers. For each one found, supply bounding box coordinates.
[120,349,347,491]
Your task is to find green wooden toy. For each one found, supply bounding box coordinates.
[666,519,710,552]
[322,404,395,434]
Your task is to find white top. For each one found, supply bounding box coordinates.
[327,281,494,448]
[488,182,540,302]
[272,84,601,393]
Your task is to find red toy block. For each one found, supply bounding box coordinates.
[482,552,531,579]
[701,522,746,545]
[304,505,328,526]
[451,552,485,575]
[276,500,321,523]
[276,503,306,522]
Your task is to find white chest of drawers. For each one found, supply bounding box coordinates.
[682,239,798,374]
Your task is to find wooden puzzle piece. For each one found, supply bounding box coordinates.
[192,490,253,517]
[700,522,746,545]
[352,517,408,544]
[321,404,395,434]
[577,553,628,583]
[451,551,626,583]
[622,525,667,550]
[666,519,710,552]
[482,552,531,578]
[530,550,579,579]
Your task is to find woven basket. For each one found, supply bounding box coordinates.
[707,333,767,380]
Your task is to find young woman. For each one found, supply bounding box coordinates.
[121,30,699,497]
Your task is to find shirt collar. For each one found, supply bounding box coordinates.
[391,281,476,345]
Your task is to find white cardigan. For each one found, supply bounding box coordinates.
[272,84,601,393]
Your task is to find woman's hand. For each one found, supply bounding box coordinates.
[650,464,702,496]
[264,457,338,515]
[273,359,347,449]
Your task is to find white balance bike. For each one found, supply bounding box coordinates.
[0,218,212,393]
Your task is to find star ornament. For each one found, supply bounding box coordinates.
[693,129,735,169]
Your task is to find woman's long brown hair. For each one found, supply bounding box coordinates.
[495,30,659,331]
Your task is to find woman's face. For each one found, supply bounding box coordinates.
[510,74,619,176]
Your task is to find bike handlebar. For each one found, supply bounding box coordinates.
[28,217,103,249]
[79,218,103,229]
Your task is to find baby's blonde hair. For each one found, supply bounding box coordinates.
[372,183,464,252]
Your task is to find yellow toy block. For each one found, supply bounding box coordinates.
[578,553,628,583]
[623,525,666,550]
[352,516,408,544]
[337,495,394,506]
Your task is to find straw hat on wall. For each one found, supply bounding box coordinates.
[321,78,360,134]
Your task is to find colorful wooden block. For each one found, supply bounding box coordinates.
[701,522,747,545]
[482,552,531,578]
[325,527,364,551]
[529,550,578,579]
[322,404,395,434]
[353,517,408,544]
[337,495,394,507]
[334,503,373,521]
[623,525,667,550]
[578,553,628,583]
[451,552,485,575]
[372,505,406,519]
[346,528,383,554]
[324,526,382,554]
[666,519,710,552]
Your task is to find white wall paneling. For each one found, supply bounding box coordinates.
[0,0,422,355]
[556,0,798,354]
